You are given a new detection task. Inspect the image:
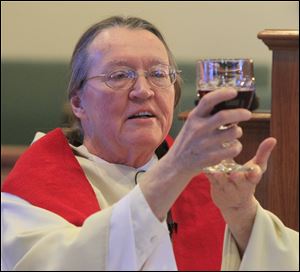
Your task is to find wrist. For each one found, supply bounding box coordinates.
[222,198,258,255]
[139,154,194,221]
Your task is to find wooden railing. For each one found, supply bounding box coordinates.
[258,29,299,231]
[1,145,28,183]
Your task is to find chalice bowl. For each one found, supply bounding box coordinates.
[196,59,256,173]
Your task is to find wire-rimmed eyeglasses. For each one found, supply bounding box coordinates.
[83,64,181,91]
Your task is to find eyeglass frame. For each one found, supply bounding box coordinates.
[81,64,181,91]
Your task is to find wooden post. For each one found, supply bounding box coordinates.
[258,29,299,230]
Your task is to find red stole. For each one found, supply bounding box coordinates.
[2,128,100,226]
[171,176,225,270]
[2,128,225,270]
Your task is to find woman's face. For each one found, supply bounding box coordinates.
[71,27,175,167]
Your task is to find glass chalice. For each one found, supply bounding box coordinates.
[196,59,256,173]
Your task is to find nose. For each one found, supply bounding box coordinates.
[129,73,155,100]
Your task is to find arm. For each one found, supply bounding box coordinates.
[207,137,277,255]
[1,187,174,271]
[107,185,176,271]
[222,204,299,271]
[1,192,111,271]
[139,87,291,270]
[139,88,252,222]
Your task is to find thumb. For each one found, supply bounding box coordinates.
[251,137,277,173]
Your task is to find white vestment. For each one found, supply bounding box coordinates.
[1,133,299,271]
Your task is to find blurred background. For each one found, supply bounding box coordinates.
[1,1,299,144]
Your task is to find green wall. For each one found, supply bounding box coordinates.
[1,61,271,145]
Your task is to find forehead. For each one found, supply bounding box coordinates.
[87,27,170,68]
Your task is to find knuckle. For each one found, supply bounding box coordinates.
[223,126,243,141]
[215,111,227,123]
[237,126,243,138]
[233,126,243,138]
[199,94,211,106]
[234,141,243,155]
[199,96,213,112]
[229,141,242,157]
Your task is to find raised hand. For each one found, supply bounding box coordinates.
[206,137,277,254]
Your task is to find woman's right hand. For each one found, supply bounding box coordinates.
[140,87,252,221]
[167,87,252,177]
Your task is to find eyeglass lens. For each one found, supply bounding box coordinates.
[106,65,176,90]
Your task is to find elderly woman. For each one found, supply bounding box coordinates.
[1,16,298,271]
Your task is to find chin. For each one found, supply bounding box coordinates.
[127,133,163,149]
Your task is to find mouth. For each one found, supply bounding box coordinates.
[127,111,156,120]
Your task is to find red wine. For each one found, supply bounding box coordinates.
[197,89,255,114]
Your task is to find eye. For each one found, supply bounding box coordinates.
[150,69,168,79]
[108,70,129,81]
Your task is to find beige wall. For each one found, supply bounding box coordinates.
[1,1,299,64]
[1,1,299,144]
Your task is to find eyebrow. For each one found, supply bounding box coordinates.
[102,58,169,70]
[102,60,132,69]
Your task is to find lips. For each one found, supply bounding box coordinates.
[127,111,156,120]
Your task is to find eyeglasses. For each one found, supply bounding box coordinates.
[83,64,180,91]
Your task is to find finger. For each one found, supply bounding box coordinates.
[195,87,238,117]
[253,137,277,170]
[244,164,262,184]
[230,164,261,185]
[208,109,252,131]
[201,125,243,150]
[202,140,243,168]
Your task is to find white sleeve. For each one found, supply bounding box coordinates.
[1,192,111,271]
[107,185,177,271]
[221,204,299,271]
[2,187,177,271]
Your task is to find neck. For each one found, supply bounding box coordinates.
[83,138,155,168]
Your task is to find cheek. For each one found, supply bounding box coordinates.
[165,107,174,134]
[161,92,175,128]
[81,91,109,125]
[81,90,125,132]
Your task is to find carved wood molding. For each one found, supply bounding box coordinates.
[257,29,299,50]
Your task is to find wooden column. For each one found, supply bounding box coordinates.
[258,29,299,230]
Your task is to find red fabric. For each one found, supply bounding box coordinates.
[1,128,100,226]
[165,134,175,147]
[165,135,225,271]
[2,130,225,270]
[171,174,225,271]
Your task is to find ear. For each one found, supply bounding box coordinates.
[70,94,85,119]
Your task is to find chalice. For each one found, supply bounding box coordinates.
[196,59,256,173]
